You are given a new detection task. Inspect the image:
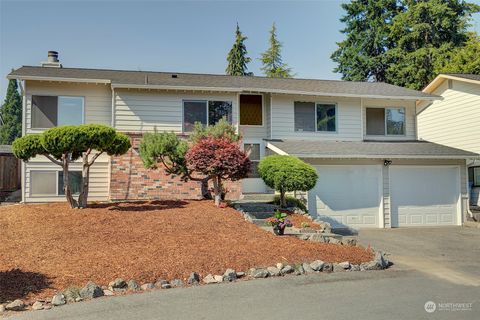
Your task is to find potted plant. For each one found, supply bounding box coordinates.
[266,210,293,235]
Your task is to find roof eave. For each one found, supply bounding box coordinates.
[423,74,480,94]
[291,154,477,160]
[7,74,111,84]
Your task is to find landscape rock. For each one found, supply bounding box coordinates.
[43,304,52,310]
[267,266,281,276]
[235,272,245,278]
[187,272,200,285]
[345,238,357,246]
[363,251,390,270]
[80,281,104,299]
[329,238,342,245]
[109,278,127,291]
[75,297,82,302]
[214,275,224,283]
[339,261,351,270]
[350,264,361,271]
[309,234,327,242]
[203,274,218,284]
[127,280,141,291]
[171,279,184,287]
[155,279,169,288]
[302,262,315,273]
[310,260,325,271]
[0,304,5,313]
[276,263,284,270]
[140,283,155,291]
[32,301,44,310]
[294,264,305,275]
[63,287,81,302]
[161,283,172,289]
[103,289,114,296]
[251,268,269,278]
[223,269,237,282]
[52,294,66,306]
[6,299,25,311]
[322,262,333,272]
[281,265,294,274]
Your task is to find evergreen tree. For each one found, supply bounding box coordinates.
[226,23,251,76]
[331,0,401,82]
[0,79,22,144]
[436,32,480,75]
[387,0,479,89]
[260,23,293,78]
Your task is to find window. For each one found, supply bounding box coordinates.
[183,100,232,132]
[316,104,336,132]
[58,171,82,195]
[31,96,84,128]
[30,170,82,196]
[240,95,262,126]
[31,171,57,195]
[294,102,315,132]
[244,143,260,178]
[366,107,405,136]
[294,102,337,132]
[474,167,480,187]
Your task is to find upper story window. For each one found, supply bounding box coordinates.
[31,95,84,129]
[240,94,262,126]
[294,101,337,132]
[366,107,405,136]
[183,100,232,132]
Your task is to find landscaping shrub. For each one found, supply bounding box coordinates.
[258,155,317,208]
[273,195,307,212]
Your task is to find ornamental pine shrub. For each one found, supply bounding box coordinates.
[258,155,317,208]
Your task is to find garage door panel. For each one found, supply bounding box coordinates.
[308,165,381,229]
[390,166,459,227]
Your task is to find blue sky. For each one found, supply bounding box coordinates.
[1,0,479,98]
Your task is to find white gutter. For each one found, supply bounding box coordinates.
[265,142,289,155]
[7,75,111,84]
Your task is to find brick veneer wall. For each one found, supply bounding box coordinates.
[110,133,242,201]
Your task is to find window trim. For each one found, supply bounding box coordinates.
[239,93,264,127]
[365,106,406,137]
[30,95,85,129]
[182,99,233,133]
[29,170,82,197]
[293,100,338,133]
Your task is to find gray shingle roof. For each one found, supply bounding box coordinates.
[8,66,439,100]
[266,140,478,159]
[442,74,480,82]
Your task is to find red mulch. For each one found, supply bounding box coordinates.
[287,213,323,230]
[0,200,372,303]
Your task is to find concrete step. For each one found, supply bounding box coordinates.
[240,193,276,202]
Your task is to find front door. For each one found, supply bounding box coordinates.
[242,141,267,193]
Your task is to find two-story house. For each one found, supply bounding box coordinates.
[7,52,477,229]
[417,74,480,208]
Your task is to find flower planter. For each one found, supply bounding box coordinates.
[273,225,286,236]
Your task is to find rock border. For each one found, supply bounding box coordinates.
[0,251,391,314]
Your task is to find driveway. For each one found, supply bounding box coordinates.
[359,226,480,286]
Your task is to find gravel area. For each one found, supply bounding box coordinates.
[0,200,372,302]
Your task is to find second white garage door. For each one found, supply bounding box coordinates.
[390,166,460,227]
[308,165,382,229]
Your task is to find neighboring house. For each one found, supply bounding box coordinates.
[7,52,478,229]
[417,74,480,207]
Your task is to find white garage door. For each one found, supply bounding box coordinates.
[308,165,382,229]
[390,166,460,227]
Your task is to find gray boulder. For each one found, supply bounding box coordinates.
[223,269,237,282]
[251,268,269,278]
[203,274,217,284]
[294,264,305,275]
[5,299,25,311]
[127,280,141,291]
[0,304,5,313]
[363,251,390,270]
[155,279,169,288]
[171,279,184,287]
[350,264,361,271]
[109,278,127,290]
[302,262,315,273]
[339,261,351,270]
[322,262,333,272]
[267,266,281,276]
[140,283,155,290]
[329,238,342,245]
[310,260,325,271]
[236,272,245,278]
[32,301,44,311]
[281,265,294,274]
[80,281,104,299]
[52,294,66,306]
[103,289,114,296]
[188,272,200,285]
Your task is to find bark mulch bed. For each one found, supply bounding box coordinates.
[0,200,373,303]
[287,213,323,230]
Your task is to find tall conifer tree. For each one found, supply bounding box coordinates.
[226,23,251,76]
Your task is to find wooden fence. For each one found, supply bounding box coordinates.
[0,154,21,191]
